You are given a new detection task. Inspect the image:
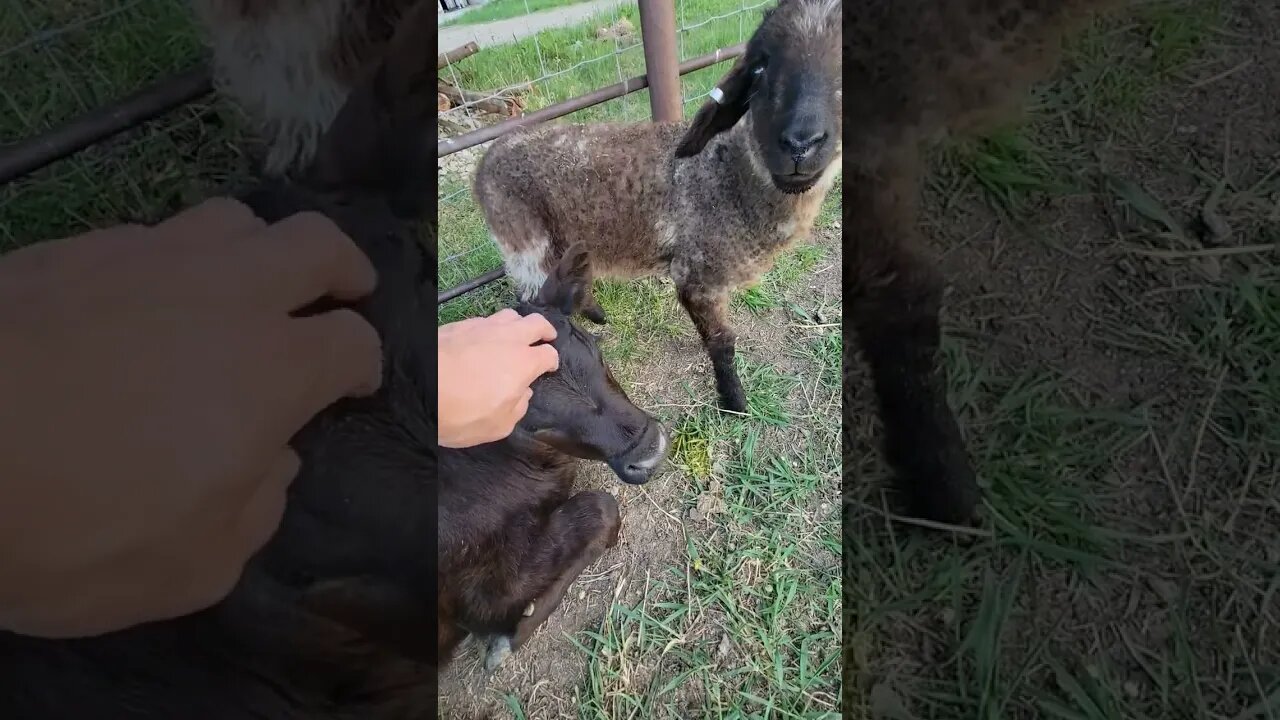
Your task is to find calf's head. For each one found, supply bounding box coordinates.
[514,248,668,485]
[675,0,842,194]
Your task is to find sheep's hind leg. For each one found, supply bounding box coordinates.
[484,491,621,670]
[677,285,748,413]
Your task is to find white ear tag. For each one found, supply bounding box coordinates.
[708,87,725,104]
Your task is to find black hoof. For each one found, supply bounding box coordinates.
[583,305,608,325]
[893,453,981,526]
[718,387,748,414]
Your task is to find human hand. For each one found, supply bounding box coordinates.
[437,309,559,448]
[0,198,382,638]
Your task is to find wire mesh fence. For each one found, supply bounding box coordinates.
[0,0,246,251]
[435,0,770,320]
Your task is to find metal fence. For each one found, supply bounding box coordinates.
[0,0,769,305]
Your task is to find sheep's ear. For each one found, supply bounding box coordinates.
[674,55,755,158]
[536,245,593,315]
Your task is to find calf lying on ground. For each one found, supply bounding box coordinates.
[439,246,669,673]
[0,3,667,716]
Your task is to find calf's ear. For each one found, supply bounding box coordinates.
[535,244,593,316]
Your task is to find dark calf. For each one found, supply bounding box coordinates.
[439,247,667,672]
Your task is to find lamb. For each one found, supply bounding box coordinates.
[189,0,420,176]
[477,0,1129,527]
[438,245,669,674]
[0,5,667,716]
[473,0,843,418]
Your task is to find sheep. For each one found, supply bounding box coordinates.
[189,0,420,176]
[473,0,843,417]
[0,4,667,716]
[438,245,669,674]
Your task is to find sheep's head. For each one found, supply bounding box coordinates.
[515,247,668,485]
[675,0,841,195]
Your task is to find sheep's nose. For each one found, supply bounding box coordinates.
[779,124,828,162]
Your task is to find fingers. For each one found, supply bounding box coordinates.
[227,212,377,312]
[154,197,265,245]
[271,308,383,431]
[517,344,560,386]
[498,312,558,346]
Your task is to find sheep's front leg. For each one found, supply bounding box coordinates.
[580,288,608,325]
[677,285,748,413]
[845,163,980,525]
[484,490,620,670]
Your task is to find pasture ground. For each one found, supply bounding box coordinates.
[846,1,1280,719]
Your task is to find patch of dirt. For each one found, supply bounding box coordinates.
[439,228,842,717]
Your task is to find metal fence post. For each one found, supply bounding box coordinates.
[636,0,682,122]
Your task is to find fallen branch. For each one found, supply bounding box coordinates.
[437,41,480,69]
[437,80,524,116]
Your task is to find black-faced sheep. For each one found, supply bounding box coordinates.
[473,0,843,417]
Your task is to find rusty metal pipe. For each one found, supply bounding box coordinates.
[437,268,506,304]
[437,43,744,158]
[636,0,682,122]
[0,66,213,187]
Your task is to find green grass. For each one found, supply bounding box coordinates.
[0,0,239,250]
[439,0,596,27]
[933,0,1227,215]
[576,323,842,719]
